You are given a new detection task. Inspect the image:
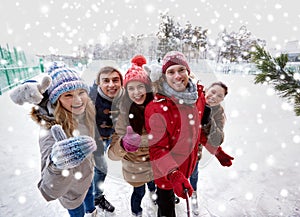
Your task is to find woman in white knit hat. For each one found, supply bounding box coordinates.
[12,62,101,217]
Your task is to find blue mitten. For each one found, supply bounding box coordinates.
[50,125,96,170]
[9,75,51,105]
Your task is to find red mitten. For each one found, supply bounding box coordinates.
[168,170,193,199]
[215,146,234,167]
[122,126,141,152]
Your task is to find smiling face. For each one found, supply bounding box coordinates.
[98,71,122,99]
[205,84,226,106]
[165,65,189,92]
[58,89,89,115]
[126,80,147,105]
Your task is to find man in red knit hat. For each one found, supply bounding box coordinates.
[145,51,207,217]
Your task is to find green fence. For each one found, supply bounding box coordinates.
[0,44,44,95]
[0,64,44,95]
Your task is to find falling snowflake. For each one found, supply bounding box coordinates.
[74,171,83,180]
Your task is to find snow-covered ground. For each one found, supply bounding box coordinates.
[1,71,300,217]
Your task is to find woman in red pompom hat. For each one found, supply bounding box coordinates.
[108,55,156,216]
[123,55,150,88]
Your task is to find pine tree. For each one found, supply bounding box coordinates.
[251,45,300,116]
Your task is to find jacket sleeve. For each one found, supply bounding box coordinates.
[207,106,225,147]
[196,84,208,144]
[37,130,74,201]
[107,111,127,160]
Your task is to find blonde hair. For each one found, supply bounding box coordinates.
[54,97,95,138]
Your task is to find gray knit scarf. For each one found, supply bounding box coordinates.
[97,86,113,102]
[162,79,198,105]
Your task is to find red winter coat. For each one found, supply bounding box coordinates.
[145,84,206,190]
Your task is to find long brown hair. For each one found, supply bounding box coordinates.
[54,97,95,138]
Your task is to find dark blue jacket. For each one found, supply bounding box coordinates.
[89,83,114,140]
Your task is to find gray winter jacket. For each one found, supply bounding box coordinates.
[31,104,94,209]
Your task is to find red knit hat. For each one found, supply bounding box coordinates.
[123,55,150,87]
[162,51,191,74]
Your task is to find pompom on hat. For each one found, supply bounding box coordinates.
[162,51,191,75]
[123,55,150,87]
[131,55,147,66]
[47,62,90,104]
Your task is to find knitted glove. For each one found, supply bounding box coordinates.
[215,146,234,167]
[9,75,52,105]
[50,125,97,170]
[168,170,193,199]
[121,126,141,152]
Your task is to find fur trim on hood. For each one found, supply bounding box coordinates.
[30,106,56,129]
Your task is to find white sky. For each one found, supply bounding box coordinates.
[0,0,299,55]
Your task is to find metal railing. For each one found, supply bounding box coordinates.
[0,65,43,95]
[0,44,44,95]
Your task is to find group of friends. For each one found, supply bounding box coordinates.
[10,51,234,217]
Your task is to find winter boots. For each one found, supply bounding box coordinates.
[174,196,180,204]
[94,195,115,212]
[131,211,143,217]
[85,208,100,217]
[149,190,158,205]
[191,191,199,216]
